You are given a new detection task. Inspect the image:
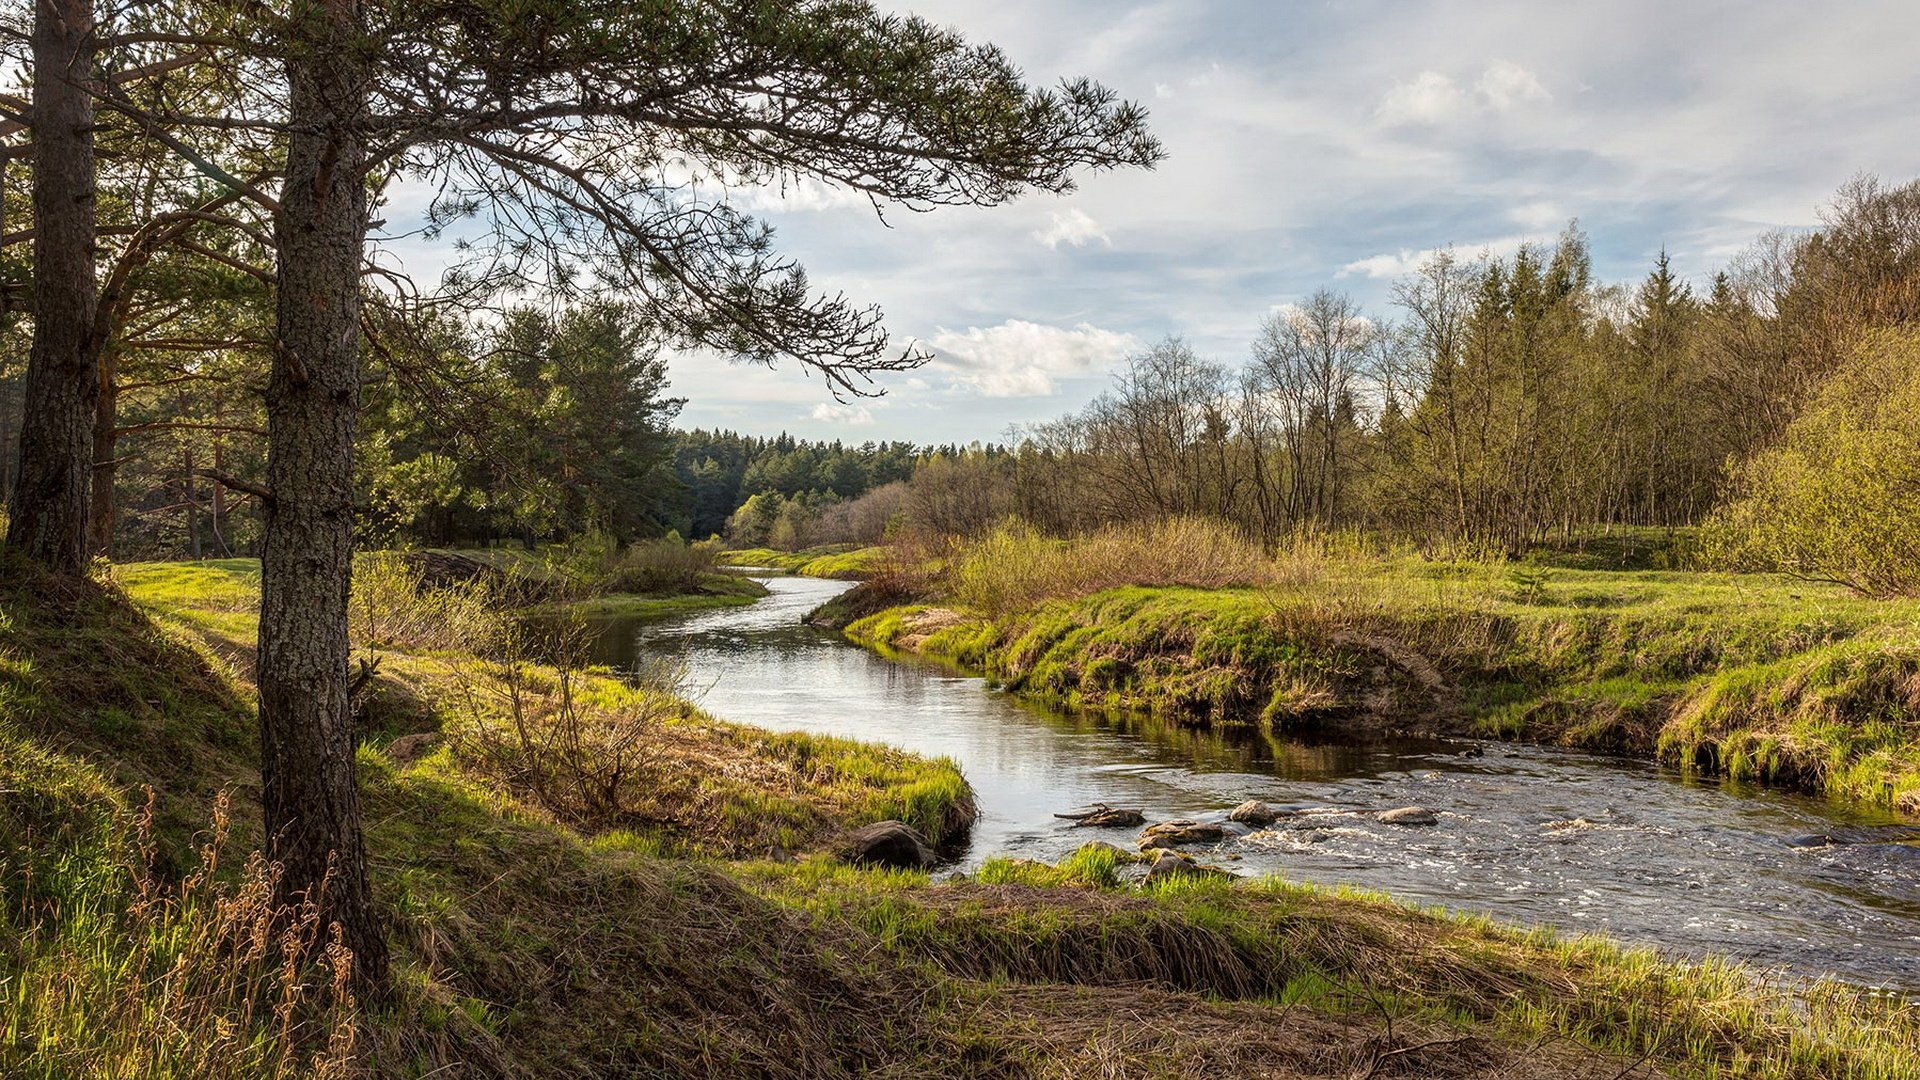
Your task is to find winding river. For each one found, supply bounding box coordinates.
[576,574,1920,990]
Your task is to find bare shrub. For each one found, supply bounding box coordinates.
[810,481,910,546]
[447,620,693,831]
[1,792,361,1079]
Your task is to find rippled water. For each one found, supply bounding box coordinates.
[573,574,1920,989]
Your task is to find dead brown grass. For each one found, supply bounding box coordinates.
[960,984,1664,1080]
[952,518,1275,616]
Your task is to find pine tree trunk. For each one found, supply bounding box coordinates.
[8,0,98,573]
[259,0,388,992]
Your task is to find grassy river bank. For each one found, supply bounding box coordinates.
[0,553,1914,1077]
[839,539,1920,817]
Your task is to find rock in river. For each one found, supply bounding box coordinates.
[1054,803,1147,828]
[1227,799,1284,826]
[1376,806,1439,826]
[1143,850,1232,884]
[1137,820,1227,849]
[834,820,936,869]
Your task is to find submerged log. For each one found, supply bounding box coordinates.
[1054,803,1146,828]
[1377,806,1439,826]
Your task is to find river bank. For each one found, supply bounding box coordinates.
[835,557,1920,816]
[719,543,887,578]
[4,556,1916,1077]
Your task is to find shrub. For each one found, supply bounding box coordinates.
[950,517,1275,616]
[546,532,722,596]
[447,623,693,832]
[1704,329,1920,596]
[350,553,511,655]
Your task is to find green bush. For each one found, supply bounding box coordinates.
[545,532,723,596]
[1704,329,1920,596]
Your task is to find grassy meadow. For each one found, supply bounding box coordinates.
[1,550,1916,1077]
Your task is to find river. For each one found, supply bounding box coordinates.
[572,574,1920,990]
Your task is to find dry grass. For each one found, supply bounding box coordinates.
[349,553,514,656]
[952,518,1275,616]
[956,983,1662,1080]
[1,792,361,1080]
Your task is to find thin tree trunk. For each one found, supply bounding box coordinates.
[259,0,388,992]
[182,445,201,559]
[86,349,116,556]
[210,427,230,556]
[8,0,98,573]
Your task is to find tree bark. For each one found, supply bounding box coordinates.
[260,0,388,992]
[8,0,98,573]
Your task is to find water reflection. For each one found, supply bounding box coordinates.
[569,575,1920,990]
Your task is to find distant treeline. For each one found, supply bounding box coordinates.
[23,175,1920,583]
[893,177,1920,574]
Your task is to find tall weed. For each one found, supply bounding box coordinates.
[350,553,511,655]
[0,792,361,1079]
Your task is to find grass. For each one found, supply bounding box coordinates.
[121,561,972,860]
[737,850,1920,1080]
[7,550,1920,1077]
[517,570,769,619]
[719,544,887,579]
[0,556,983,1076]
[847,534,1920,815]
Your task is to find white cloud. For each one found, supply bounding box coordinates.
[735,176,875,215]
[1376,71,1469,126]
[928,320,1140,397]
[1377,62,1550,126]
[809,402,876,425]
[1033,207,1111,249]
[1337,249,1433,279]
[1338,236,1534,279]
[1510,199,1567,231]
[1476,60,1551,111]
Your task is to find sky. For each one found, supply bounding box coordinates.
[392,0,1920,445]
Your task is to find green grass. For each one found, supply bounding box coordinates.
[9,552,1920,1077]
[0,556,983,1077]
[518,571,769,619]
[848,555,1920,814]
[719,545,886,579]
[735,848,1920,1080]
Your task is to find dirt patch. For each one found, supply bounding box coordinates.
[894,607,969,652]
